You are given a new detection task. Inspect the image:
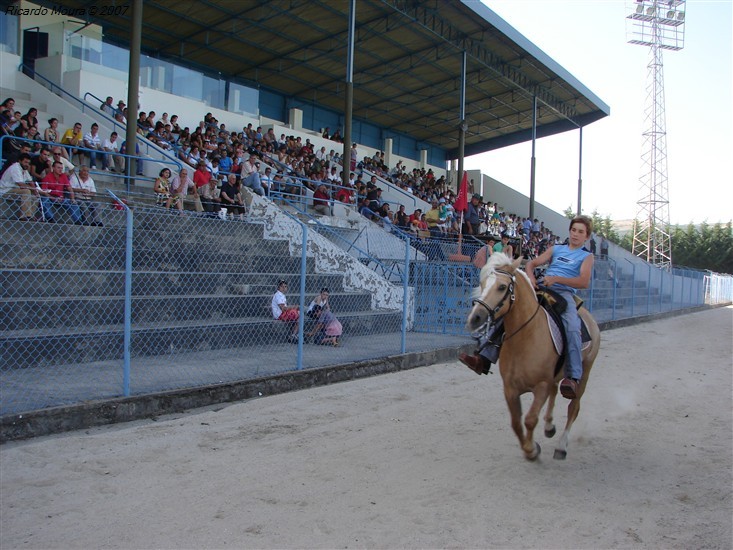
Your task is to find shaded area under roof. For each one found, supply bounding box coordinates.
[32,0,610,158]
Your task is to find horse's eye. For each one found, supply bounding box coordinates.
[498,284,507,291]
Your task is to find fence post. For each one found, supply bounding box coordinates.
[647,263,652,315]
[108,191,133,397]
[612,260,618,321]
[296,222,308,370]
[401,232,410,354]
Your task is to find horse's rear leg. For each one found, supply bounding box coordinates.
[544,385,558,438]
[554,398,581,460]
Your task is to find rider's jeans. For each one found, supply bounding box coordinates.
[556,289,582,380]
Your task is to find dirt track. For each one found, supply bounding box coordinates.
[1,307,731,549]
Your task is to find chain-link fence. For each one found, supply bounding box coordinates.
[1,193,728,417]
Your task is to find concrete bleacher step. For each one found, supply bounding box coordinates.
[0,270,347,300]
[1,291,373,332]
[1,309,401,369]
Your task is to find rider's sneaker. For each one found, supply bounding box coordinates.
[559,378,580,399]
[459,353,492,375]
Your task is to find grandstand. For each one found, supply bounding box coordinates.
[0,3,720,435]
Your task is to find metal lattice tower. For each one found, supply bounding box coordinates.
[626,1,686,269]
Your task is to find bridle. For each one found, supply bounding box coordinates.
[472,268,516,325]
[471,268,541,342]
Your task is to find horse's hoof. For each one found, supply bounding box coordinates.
[553,449,567,460]
[545,426,556,438]
[525,442,541,461]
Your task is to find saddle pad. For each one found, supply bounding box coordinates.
[544,309,592,356]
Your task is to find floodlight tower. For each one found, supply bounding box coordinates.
[626,0,686,269]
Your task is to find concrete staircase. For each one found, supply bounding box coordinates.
[0,211,402,369]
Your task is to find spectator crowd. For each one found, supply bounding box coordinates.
[1,93,563,255]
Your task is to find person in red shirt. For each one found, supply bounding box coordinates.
[191,160,212,212]
[312,183,331,215]
[334,183,353,204]
[40,161,83,223]
[40,161,83,225]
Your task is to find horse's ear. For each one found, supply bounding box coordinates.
[512,257,522,271]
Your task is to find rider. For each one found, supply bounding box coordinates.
[460,215,594,400]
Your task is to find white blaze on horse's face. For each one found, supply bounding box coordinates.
[466,254,519,332]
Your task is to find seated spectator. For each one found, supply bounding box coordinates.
[102,132,124,172]
[29,148,52,181]
[307,287,330,317]
[26,126,42,154]
[271,280,299,341]
[240,155,265,196]
[313,183,330,215]
[154,168,172,208]
[378,202,393,228]
[50,147,76,174]
[82,123,104,169]
[199,177,221,217]
[21,108,38,130]
[193,159,212,196]
[100,96,115,116]
[40,161,83,224]
[260,166,273,196]
[43,118,64,156]
[494,233,513,258]
[395,204,410,229]
[70,165,103,226]
[305,304,342,346]
[218,151,233,175]
[0,141,31,179]
[60,122,83,161]
[425,200,442,235]
[359,197,378,221]
[0,152,38,220]
[168,167,195,215]
[335,182,354,204]
[114,100,127,123]
[219,173,245,220]
[136,111,150,135]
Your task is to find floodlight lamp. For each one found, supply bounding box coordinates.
[646,6,655,15]
[636,4,644,13]
[666,10,675,18]
[677,12,684,21]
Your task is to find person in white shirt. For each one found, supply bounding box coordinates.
[82,123,104,169]
[0,153,38,220]
[70,165,103,226]
[50,147,76,175]
[102,132,123,172]
[271,280,300,341]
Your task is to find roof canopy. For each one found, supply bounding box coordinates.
[35,0,609,158]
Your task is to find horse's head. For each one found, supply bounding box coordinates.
[466,253,524,331]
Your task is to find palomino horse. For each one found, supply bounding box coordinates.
[466,253,601,460]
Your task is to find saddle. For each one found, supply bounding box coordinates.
[535,287,592,377]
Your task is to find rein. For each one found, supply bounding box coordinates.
[472,267,541,341]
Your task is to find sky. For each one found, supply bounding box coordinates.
[465,0,732,225]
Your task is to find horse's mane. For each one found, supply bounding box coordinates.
[477,252,533,289]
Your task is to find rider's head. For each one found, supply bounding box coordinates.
[569,215,592,236]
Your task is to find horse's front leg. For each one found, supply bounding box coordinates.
[521,382,552,461]
[503,389,527,456]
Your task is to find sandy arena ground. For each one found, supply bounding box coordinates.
[1,307,731,549]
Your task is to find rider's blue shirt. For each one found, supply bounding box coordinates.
[545,244,590,294]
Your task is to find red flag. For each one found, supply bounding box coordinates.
[454,172,469,212]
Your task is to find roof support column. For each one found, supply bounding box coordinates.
[457,50,467,193]
[341,0,356,184]
[577,126,583,215]
[124,0,142,189]
[529,95,537,219]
